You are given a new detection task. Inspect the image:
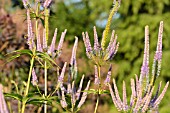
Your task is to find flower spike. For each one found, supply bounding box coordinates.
[93,26,101,55]
[58,62,67,84]
[76,75,85,100]
[31,68,38,86]
[57,29,67,56]
[43,0,52,8]
[0,84,9,113]
[104,64,112,85]
[77,80,91,108]
[26,9,34,50]
[48,28,58,55]
[37,29,43,52]
[153,82,169,109]
[94,65,100,85]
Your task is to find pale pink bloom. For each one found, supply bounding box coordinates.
[0,84,9,113]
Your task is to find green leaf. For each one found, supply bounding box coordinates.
[6,54,21,63]
[82,89,98,94]
[36,52,60,68]
[6,49,33,56]
[100,90,110,94]
[4,93,23,102]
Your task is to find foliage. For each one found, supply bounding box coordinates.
[0,0,170,113]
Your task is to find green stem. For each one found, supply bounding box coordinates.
[44,8,49,42]
[44,61,47,113]
[21,57,34,113]
[94,94,100,113]
[48,83,60,97]
[36,84,42,96]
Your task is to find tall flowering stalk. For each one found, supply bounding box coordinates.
[82,1,121,112]
[109,21,169,113]
[57,37,91,113]
[20,0,67,113]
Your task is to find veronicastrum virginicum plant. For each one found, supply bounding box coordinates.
[21,0,68,113]
[3,0,67,113]
[0,0,169,113]
[82,0,121,113]
[109,21,169,113]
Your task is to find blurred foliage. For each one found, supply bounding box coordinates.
[1,0,170,112]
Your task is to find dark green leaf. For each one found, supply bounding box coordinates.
[4,93,23,101]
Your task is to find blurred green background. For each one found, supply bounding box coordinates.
[0,0,170,112]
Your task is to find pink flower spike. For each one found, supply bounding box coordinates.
[43,0,52,8]
[155,21,163,61]
[139,25,149,84]
[58,62,67,84]
[57,29,67,56]
[104,64,112,85]
[113,79,123,110]
[60,90,67,108]
[31,68,38,86]
[82,32,92,58]
[122,81,128,111]
[109,84,121,111]
[77,80,90,108]
[106,30,115,52]
[70,37,78,66]
[108,35,119,60]
[94,65,100,85]
[93,26,100,53]
[76,75,85,100]
[0,84,9,113]
[37,29,43,52]
[27,9,34,50]
[43,29,47,49]
[153,81,169,109]
[48,28,57,55]
[130,78,136,107]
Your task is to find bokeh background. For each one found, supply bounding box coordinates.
[0,0,170,112]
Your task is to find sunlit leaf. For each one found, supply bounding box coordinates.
[4,93,23,102]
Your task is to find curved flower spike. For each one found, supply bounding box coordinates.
[77,80,91,108]
[57,29,67,56]
[48,28,58,55]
